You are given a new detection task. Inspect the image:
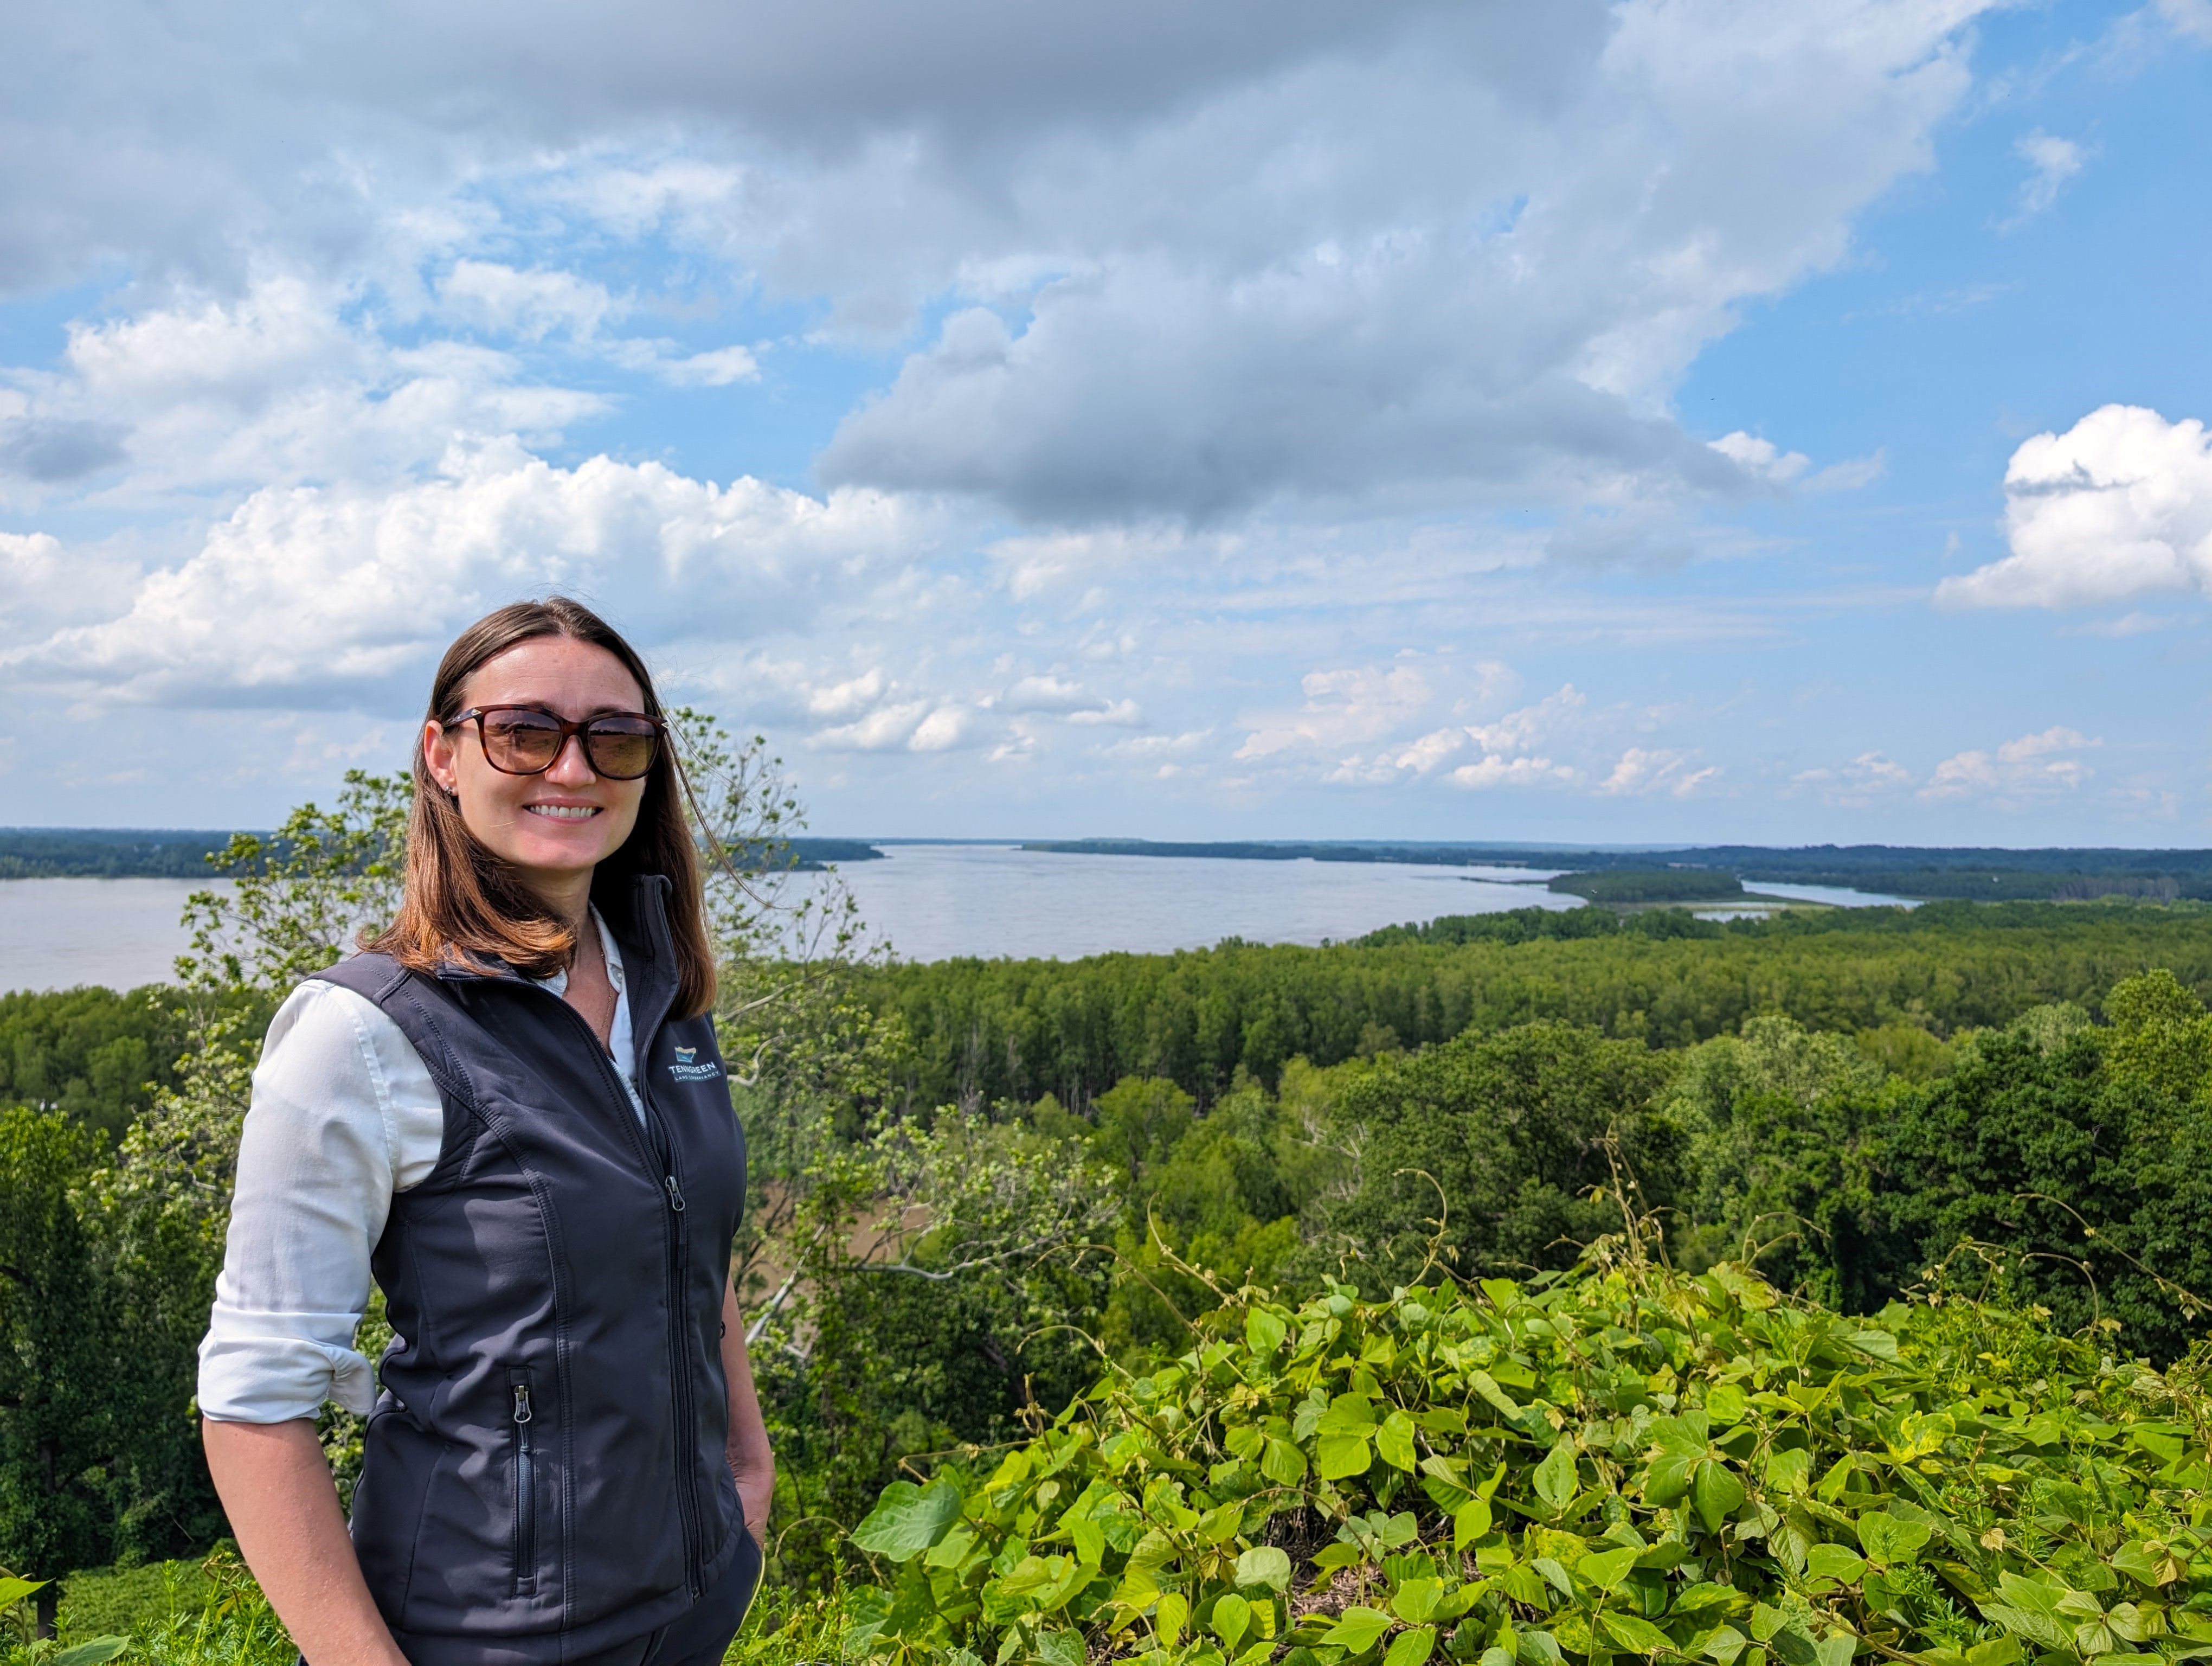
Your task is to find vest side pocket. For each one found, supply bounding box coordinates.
[508,1367,538,1597]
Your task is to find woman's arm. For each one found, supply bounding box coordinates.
[198,982,442,1666]
[203,1419,410,1666]
[721,1281,775,1540]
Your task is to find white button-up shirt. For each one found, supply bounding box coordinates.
[196,911,641,1424]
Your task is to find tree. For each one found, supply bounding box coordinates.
[1302,1020,1684,1292]
[0,1111,113,1613]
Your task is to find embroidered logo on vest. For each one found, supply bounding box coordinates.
[668,1045,722,1082]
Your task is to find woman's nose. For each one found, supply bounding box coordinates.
[544,733,599,784]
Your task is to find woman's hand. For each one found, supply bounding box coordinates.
[721,1281,776,1545]
[203,1418,411,1666]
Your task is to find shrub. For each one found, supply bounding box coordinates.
[805,1245,2212,1666]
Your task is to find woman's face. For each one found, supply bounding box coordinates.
[422,635,652,899]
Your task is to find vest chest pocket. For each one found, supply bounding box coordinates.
[508,1368,537,1597]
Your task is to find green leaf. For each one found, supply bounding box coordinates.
[1214,1593,1255,1650]
[1579,1546,1639,1592]
[1520,1629,1565,1666]
[996,1554,1068,1599]
[0,1579,48,1609]
[1070,1516,1105,1567]
[1377,1409,1418,1472]
[1979,1606,2068,1653]
[1671,1584,1744,1619]
[1237,1546,1293,1591]
[1532,1557,1577,1600]
[842,1587,893,1660]
[1701,1623,1750,1666]
[1805,1544,1866,1585]
[1642,1417,1705,1505]
[1263,1435,1310,1485]
[1706,1383,1748,1425]
[1599,1611,1675,1655]
[1534,1440,1579,1513]
[2111,1542,2176,1587]
[1246,1308,1289,1356]
[1468,1370,1523,1417]
[1813,1633,1857,1666]
[1324,1606,1396,1655]
[1392,1579,1442,1624]
[1854,1510,1932,1567]
[52,1641,131,1666]
[1692,1460,1745,1534]
[1319,1393,1381,1436]
[853,1479,965,1561]
[1454,1497,1494,1549]
[1764,1449,1811,1494]
[1319,1432,1375,1479]
[1385,1625,1439,1666]
[926,1526,980,1569]
[1158,1590,1191,1647]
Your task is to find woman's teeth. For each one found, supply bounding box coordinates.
[524,805,599,819]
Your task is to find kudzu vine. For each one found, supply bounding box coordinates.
[763,1243,2212,1666]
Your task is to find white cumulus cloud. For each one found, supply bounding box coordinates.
[4,441,926,703]
[1598,747,1720,797]
[1920,726,2098,800]
[1936,406,2212,609]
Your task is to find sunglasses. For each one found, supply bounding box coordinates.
[443,706,666,780]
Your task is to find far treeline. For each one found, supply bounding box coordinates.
[1023,836,2212,900]
[0,826,880,879]
[859,898,2212,1110]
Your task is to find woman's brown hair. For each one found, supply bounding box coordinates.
[368,598,717,1017]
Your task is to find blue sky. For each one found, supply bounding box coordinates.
[2,0,2209,843]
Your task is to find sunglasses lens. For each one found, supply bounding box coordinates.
[585,718,661,779]
[479,710,565,773]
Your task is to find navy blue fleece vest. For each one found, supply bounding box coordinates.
[316,875,748,1666]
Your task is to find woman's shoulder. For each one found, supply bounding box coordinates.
[262,970,428,1095]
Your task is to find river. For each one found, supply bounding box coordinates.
[0,847,1913,993]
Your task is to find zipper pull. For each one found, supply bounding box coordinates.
[512,1384,532,1425]
[664,1174,686,1213]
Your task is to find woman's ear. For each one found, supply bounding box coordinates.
[422,719,461,795]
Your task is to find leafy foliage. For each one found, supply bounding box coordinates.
[0,1115,114,1580]
[1303,1023,1682,1294]
[0,990,188,1147]
[801,1246,2212,1666]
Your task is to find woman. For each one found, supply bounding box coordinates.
[200,598,771,1666]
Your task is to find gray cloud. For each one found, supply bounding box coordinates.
[0,0,1458,296]
[0,418,127,483]
[0,1,1985,530]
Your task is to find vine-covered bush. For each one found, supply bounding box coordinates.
[758,1246,2212,1666]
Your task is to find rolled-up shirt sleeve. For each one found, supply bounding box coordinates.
[197,978,443,1423]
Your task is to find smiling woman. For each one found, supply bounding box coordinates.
[198,598,771,1666]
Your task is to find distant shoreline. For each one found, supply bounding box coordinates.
[0,829,886,879]
[10,829,2212,904]
[1014,838,2212,904]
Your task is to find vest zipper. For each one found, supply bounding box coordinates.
[654,1083,703,1595]
[528,990,706,1599]
[510,1373,537,1596]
